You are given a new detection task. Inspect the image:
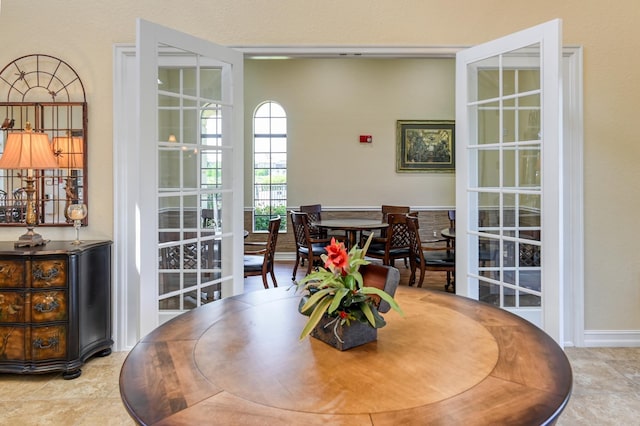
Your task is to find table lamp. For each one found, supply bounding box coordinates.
[0,122,59,247]
[51,135,84,222]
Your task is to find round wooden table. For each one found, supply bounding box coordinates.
[119,286,572,425]
[314,218,388,250]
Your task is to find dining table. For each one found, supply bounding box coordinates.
[313,218,389,250]
[119,285,572,425]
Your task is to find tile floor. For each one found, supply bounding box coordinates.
[1,264,637,425]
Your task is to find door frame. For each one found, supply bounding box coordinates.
[113,45,583,350]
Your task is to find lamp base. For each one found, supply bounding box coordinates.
[15,228,49,248]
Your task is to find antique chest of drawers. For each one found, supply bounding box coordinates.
[0,240,112,379]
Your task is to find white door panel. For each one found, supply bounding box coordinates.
[137,19,244,338]
[456,20,563,343]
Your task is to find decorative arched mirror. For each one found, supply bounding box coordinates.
[0,54,87,227]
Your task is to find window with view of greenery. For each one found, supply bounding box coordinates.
[253,101,287,232]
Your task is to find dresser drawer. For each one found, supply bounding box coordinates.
[0,292,26,323]
[0,325,25,360]
[31,291,67,322]
[31,259,67,288]
[31,325,67,360]
[0,260,25,288]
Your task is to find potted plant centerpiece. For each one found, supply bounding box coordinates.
[296,234,403,350]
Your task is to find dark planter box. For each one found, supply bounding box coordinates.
[311,314,377,350]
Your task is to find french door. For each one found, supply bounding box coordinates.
[456,20,563,343]
[137,20,244,337]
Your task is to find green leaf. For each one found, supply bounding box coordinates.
[327,287,350,314]
[360,287,404,316]
[360,302,376,327]
[299,288,333,313]
[299,297,333,340]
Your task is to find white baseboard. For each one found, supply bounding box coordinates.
[581,330,640,347]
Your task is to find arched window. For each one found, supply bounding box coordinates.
[253,101,287,231]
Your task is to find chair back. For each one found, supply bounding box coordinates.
[264,216,281,266]
[381,205,410,237]
[448,209,456,229]
[360,263,400,313]
[385,212,413,251]
[300,204,324,238]
[290,211,312,251]
[406,214,424,269]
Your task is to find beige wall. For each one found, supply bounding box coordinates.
[244,58,455,207]
[1,1,638,334]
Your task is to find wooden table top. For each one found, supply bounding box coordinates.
[314,218,389,231]
[119,286,572,425]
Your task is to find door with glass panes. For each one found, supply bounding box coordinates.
[137,19,244,337]
[456,19,563,343]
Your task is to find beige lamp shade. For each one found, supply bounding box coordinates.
[51,136,84,169]
[0,131,59,170]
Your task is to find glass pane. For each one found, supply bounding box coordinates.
[159,272,180,294]
[182,68,197,97]
[271,117,287,134]
[159,196,180,229]
[158,67,181,95]
[183,195,197,228]
[517,67,541,93]
[201,283,221,304]
[520,270,541,292]
[254,117,271,134]
[519,148,540,187]
[520,194,541,219]
[503,148,515,188]
[479,279,500,306]
[519,243,541,267]
[159,295,180,311]
[255,154,270,168]
[270,102,286,117]
[478,193,499,229]
[475,61,500,102]
[271,153,286,168]
[159,109,180,143]
[477,103,499,145]
[503,240,515,268]
[503,193,516,227]
[519,291,541,307]
[272,137,287,152]
[159,149,181,189]
[159,245,180,270]
[183,290,198,310]
[520,110,540,143]
[183,109,198,144]
[182,149,198,189]
[200,68,222,100]
[477,150,499,187]
[182,243,199,270]
[158,94,180,107]
[255,138,270,152]
[502,70,515,97]
[503,286,516,307]
[201,239,219,269]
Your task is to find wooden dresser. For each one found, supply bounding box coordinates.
[0,240,112,379]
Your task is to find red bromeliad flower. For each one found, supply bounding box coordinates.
[324,238,349,273]
[338,311,348,319]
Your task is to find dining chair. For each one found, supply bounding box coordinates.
[290,211,331,280]
[360,204,410,247]
[406,214,456,291]
[244,216,281,289]
[365,212,414,268]
[300,203,346,243]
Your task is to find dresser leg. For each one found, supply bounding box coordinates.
[63,369,82,380]
[95,348,112,357]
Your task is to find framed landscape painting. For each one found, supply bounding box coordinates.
[396,120,455,172]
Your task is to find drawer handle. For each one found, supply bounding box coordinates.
[33,336,59,350]
[34,300,60,313]
[33,266,59,282]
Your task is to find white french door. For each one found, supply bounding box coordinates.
[455,20,563,343]
[137,19,244,337]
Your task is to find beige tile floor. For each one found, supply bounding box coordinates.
[0,346,638,425]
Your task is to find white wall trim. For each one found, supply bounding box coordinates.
[582,330,640,347]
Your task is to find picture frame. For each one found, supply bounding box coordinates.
[396,120,455,172]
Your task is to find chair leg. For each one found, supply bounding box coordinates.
[292,254,300,280]
[417,268,426,288]
[269,269,278,288]
[262,273,269,289]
